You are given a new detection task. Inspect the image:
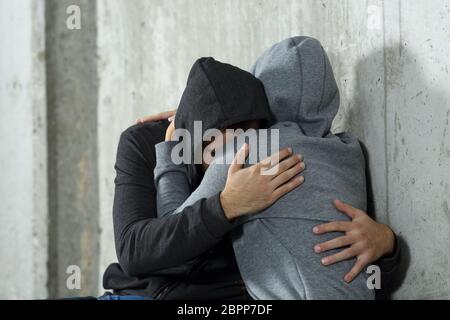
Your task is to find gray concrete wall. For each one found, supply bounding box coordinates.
[0,0,48,299]
[0,0,449,299]
[46,0,100,298]
[96,0,450,299]
[383,0,450,299]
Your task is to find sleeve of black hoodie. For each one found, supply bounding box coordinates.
[363,145,401,298]
[113,121,234,277]
[374,232,401,299]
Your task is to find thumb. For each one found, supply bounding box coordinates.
[229,143,249,174]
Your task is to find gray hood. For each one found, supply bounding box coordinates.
[251,36,339,137]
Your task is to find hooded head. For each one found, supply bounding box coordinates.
[175,57,273,140]
[251,36,339,137]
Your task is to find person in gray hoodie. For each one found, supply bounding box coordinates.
[155,37,376,299]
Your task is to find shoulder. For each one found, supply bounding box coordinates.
[116,121,169,168]
[119,121,169,150]
[120,121,168,146]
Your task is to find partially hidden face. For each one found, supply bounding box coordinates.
[201,119,265,170]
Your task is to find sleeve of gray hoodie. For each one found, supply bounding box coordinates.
[154,141,193,217]
[154,140,230,218]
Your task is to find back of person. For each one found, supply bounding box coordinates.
[176,37,374,299]
[231,124,371,299]
[176,124,372,299]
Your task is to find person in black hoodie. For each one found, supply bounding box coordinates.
[102,57,400,300]
[102,57,306,299]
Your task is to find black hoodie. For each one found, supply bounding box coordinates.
[175,57,273,164]
[103,58,274,300]
[176,57,272,134]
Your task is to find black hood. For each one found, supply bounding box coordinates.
[175,57,273,151]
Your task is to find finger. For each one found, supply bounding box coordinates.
[271,154,303,178]
[259,147,293,175]
[270,160,305,188]
[136,110,176,124]
[165,122,176,141]
[321,247,356,266]
[333,199,363,219]
[313,221,352,234]
[344,256,368,283]
[271,175,304,200]
[260,147,293,167]
[229,143,249,174]
[314,236,353,253]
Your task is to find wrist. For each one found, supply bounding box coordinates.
[220,191,238,221]
[382,224,395,256]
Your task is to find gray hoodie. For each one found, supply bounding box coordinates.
[155,37,374,299]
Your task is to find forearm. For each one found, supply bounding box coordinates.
[154,141,192,216]
[116,189,234,276]
[113,125,234,277]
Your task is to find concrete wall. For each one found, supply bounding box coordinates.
[0,0,47,299]
[0,0,449,299]
[46,0,100,298]
[383,1,450,299]
[96,0,450,299]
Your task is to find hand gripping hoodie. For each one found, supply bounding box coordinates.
[155,39,373,299]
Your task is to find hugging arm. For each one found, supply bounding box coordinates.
[154,141,193,217]
[138,106,308,221]
[113,124,234,277]
[313,200,401,296]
